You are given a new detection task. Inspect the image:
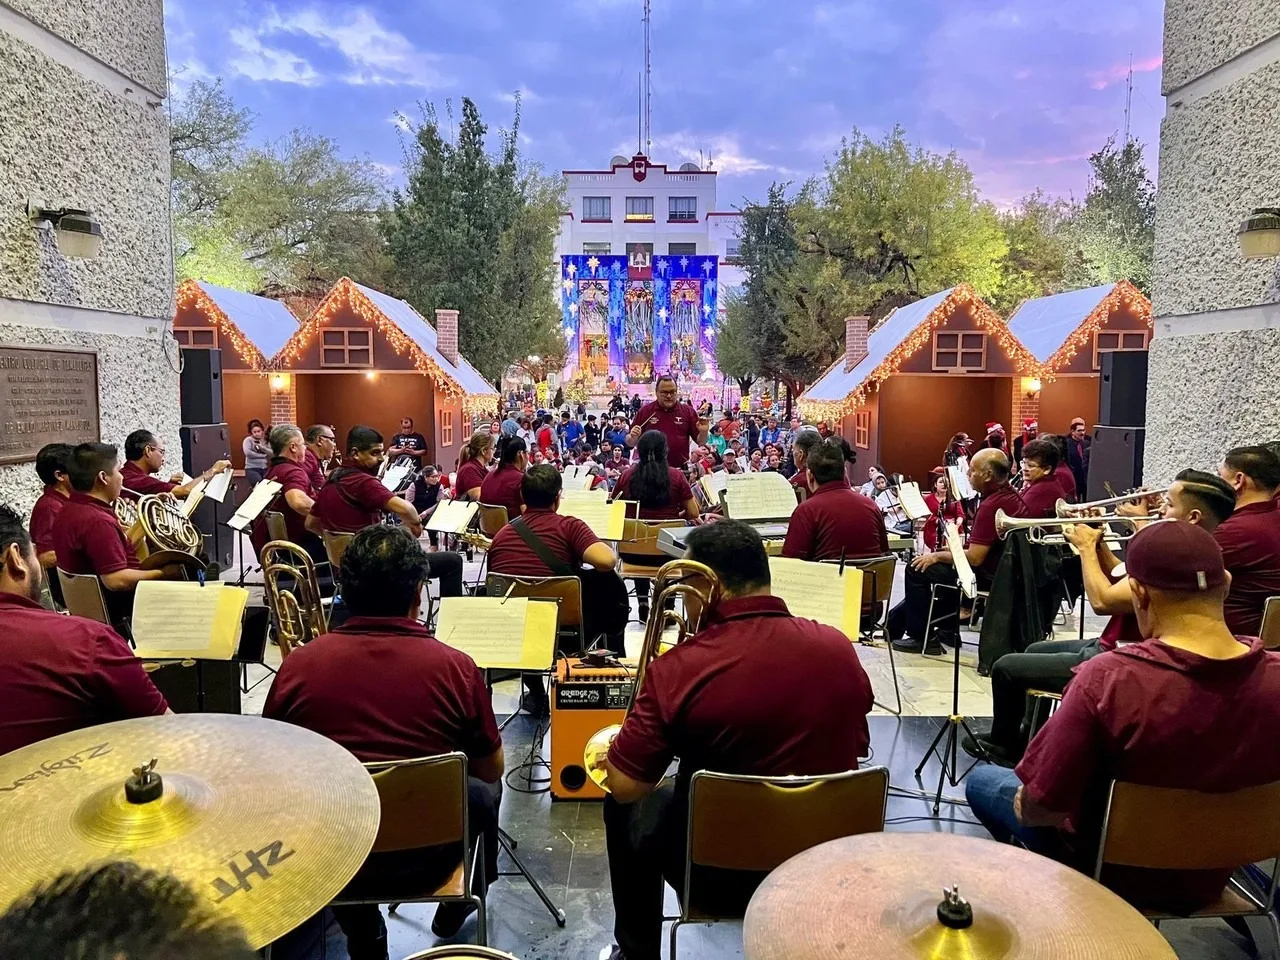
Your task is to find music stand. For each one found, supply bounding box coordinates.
[226,480,282,586]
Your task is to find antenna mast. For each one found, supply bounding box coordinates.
[637,74,642,154]
[1123,53,1133,144]
[643,0,651,155]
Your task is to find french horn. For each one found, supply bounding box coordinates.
[583,558,721,791]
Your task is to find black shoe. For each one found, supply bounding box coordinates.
[431,900,478,938]
[597,948,626,960]
[967,720,993,740]
[961,736,1018,768]
[891,635,944,656]
[636,603,650,623]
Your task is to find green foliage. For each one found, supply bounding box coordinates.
[384,96,566,383]
[990,190,1072,314]
[714,292,760,392]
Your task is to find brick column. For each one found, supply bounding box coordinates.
[844,316,870,371]
[436,309,460,366]
[270,374,297,426]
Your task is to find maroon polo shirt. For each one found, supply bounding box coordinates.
[121,461,176,496]
[310,464,395,533]
[970,481,1028,577]
[1097,567,1141,652]
[29,487,69,557]
[609,595,872,784]
[265,458,314,544]
[781,481,888,561]
[612,465,695,521]
[262,616,500,764]
[1053,464,1077,503]
[631,400,701,468]
[455,458,489,499]
[487,508,600,577]
[1018,637,1280,912]
[1213,500,1280,636]
[303,448,327,491]
[479,465,525,521]
[1019,475,1068,519]
[0,592,167,756]
[53,492,139,577]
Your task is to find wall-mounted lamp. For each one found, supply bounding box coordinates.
[1025,377,1042,399]
[365,371,377,381]
[27,199,102,259]
[1239,208,1280,259]
[270,374,286,392]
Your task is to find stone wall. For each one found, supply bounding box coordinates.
[1147,1,1280,481]
[0,1,177,517]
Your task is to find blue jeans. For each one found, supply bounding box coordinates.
[965,766,1065,857]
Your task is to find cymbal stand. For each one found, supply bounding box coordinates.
[914,586,986,815]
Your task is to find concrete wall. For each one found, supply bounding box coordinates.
[0,0,177,514]
[1147,2,1280,481]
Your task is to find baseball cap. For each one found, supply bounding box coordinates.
[1125,520,1226,592]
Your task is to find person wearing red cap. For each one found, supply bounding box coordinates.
[1214,445,1280,635]
[1012,418,1038,466]
[965,519,1280,914]
[982,422,1009,456]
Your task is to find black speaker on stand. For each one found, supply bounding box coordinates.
[180,348,224,425]
[1098,351,1149,427]
[180,424,234,569]
[1087,351,1150,499]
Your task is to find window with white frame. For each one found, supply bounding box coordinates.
[625,196,654,221]
[582,241,612,255]
[582,197,611,221]
[669,197,697,221]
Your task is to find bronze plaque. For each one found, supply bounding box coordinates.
[0,345,100,465]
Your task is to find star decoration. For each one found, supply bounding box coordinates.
[569,302,578,316]
[679,256,690,270]
[658,307,669,321]
[586,255,600,273]
[703,304,712,317]
[566,262,577,278]
[702,259,713,275]
[562,278,573,295]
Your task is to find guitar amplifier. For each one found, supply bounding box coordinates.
[549,658,636,800]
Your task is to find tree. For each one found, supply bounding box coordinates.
[714,291,760,394]
[1057,136,1156,293]
[989,190,1072,314]
[385,96,566,382]
[170,79,251,224]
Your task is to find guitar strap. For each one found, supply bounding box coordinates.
[510,517,575,577]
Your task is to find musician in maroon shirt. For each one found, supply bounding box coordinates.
[121,429,228,499]
[1215,445,1280,635]
[1017,438,1069,518]
[252,425,326,566]
[782,438,887,561]
[479,436,527,521]
[455,431,494,501]
[627,374,709,469]
[264,525,501,949]
[1042,434,1078,503]
[888,449,1028,654]
[29,442,73,571]
[598,520,873,960]
[303,425,337,491]
[967,521,1280,914]
[487,466,616,578]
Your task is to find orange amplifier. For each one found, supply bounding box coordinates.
[549,657,636,800]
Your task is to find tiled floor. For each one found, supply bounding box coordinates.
[233,552,1262,959]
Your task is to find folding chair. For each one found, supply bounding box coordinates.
[321,530,355,572]
[670,766,889,959]
[331,753,488,945]
[1261,596,1280,650]
[1026,689,1062,740]
[617,518,685,622]
[1094,778,1280,949]
[467,505,509,588]
[56,569,112,626]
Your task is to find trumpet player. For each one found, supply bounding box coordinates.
[966,470,1236,765]
[1214,445,1280,636]
[597,520,873,960]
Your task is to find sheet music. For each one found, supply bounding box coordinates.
[562,473,596,492]
[699,471,728,501]
[563,464,588,479]
[381,462,414,492]
[227,480,282,532]
[560,496,626,540]
[899,482,931,521]
[722,472,797,522]
[768,557,863,639]
[435,597,552,670]
[180,478,207,518]
[131,582,247,660]
[947,465,977,502]
[425,499,479,534]
[944,520,978,599]
[204,469,233,504]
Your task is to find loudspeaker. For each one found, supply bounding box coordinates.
[1087,426,1145,502]
[179,348,223,425]
[1098,351,1149,427]
[181,424,235,569]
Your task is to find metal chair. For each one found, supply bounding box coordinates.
[56,569,111,625]
[331,752,487,945]
[1094,778,1280,947]
[1026,689,1063,740]
[264,510,289,543]
[321,530,355,572]
[1261,596,1280,650]
[477,504,510,538]
[670,766,889,959]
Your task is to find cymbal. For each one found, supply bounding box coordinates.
[743,833,1176,959]
[0,714,380,949]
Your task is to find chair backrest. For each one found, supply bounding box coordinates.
[486,574,582,630]
[321,530,355,571]
[839,555,897,607]
[265,510,289,542]
[478,504,510,538]
[56,569,111,625]
[1261,596,1280,650]
[620,518,685,560]
[688,766,888,874]
[1096,779,1280,874]
[364,752,469,854]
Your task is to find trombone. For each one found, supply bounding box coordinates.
[583,559,721,791]
[995,509,1155,545]
[1055,487,1169,519]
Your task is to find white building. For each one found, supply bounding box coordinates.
[556,153,746,295]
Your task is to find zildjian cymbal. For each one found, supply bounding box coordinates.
[743,833,1176,960]
[0,714,380,949]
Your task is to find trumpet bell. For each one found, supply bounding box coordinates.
[584,723,622,790]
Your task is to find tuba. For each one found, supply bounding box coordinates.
[583,558,721,791]
[261,540,328,657]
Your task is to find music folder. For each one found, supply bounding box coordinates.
[767,557,863,640]
[435,596,558,670]
[227,480,282,533]
[425,499,479,534]
[944,520,978,598]
[899,482,931,521]
[131,581,250,660]
[558,493,625,540]
[947,465,977,502]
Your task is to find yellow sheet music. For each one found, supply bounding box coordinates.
[559,495,626,540]
[722,472,797,522]
[228,479,282,532]
[434,597,557,670]
[767,557,863,640]
[131,582,247,660]
[944,520,978,599]
[899,482,931,521]
[426,499,479,534]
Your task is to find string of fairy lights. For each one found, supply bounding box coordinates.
[800,282,1152,424]
[174,280,271,372]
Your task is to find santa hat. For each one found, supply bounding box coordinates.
[985,422,1005,436]
[1023,418,1038,430]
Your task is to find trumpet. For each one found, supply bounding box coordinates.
[583,559,721,792]
[262,540,329,657]
[1055,487,1169,519]
[995,509,1155,545]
